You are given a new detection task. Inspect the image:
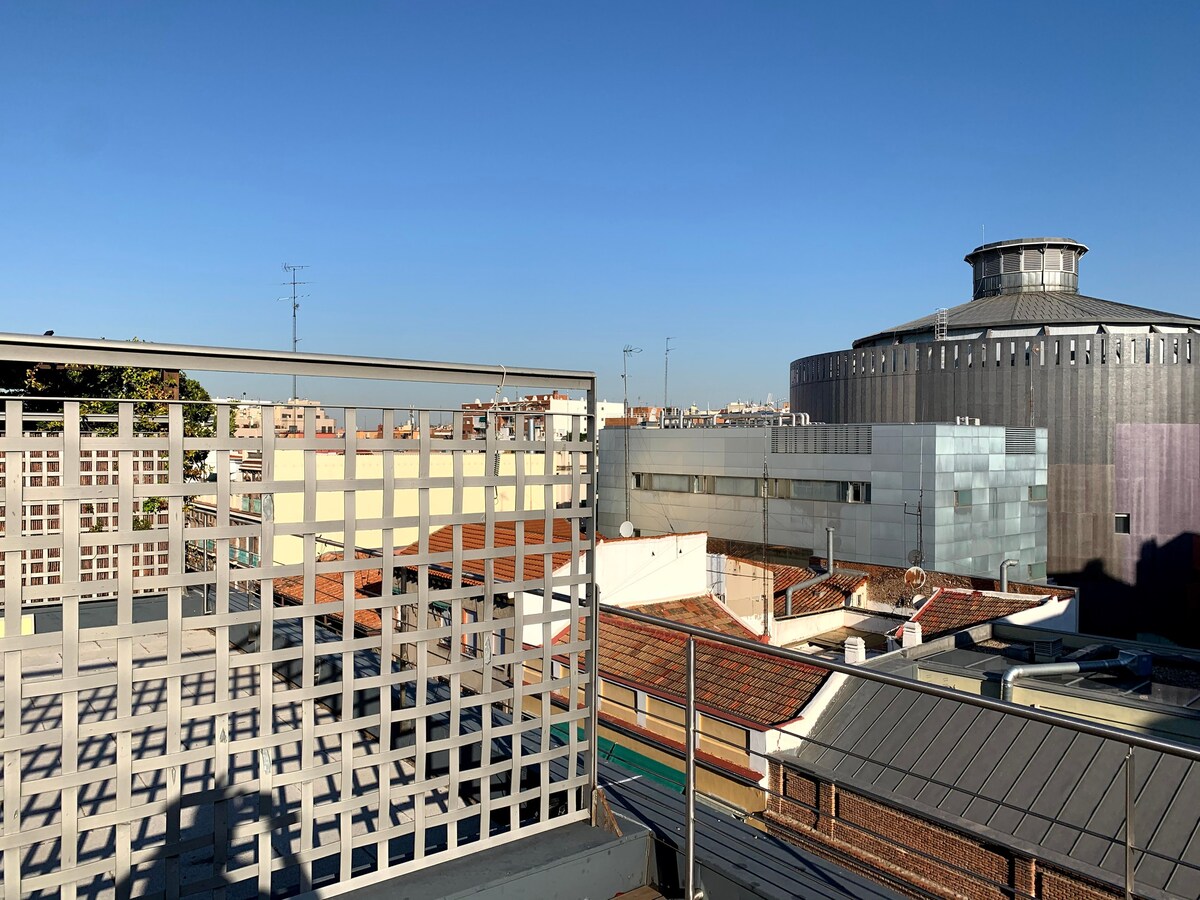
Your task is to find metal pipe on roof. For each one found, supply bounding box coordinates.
[1000,651,1153,702]
[999,558,1020,593]
[786,527,836,616]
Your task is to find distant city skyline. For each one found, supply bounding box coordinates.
[2,3,1198,408]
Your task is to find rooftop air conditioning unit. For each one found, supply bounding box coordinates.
[1033,638,1063,664]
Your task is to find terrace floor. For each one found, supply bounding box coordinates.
[2,625,432,898]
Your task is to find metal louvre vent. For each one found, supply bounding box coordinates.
[1002,250,1021,273]
[1062,249,1075,272]
[1044,247,1061,271]
[984,254,1001,277]
[772,425,873,454]
[1022,247,1042,272]
[1006,427,1036,454]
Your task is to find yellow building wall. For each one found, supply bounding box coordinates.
[270,450,558,564]
[698,713,750,767]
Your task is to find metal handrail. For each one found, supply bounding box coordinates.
[0,332,595,389]
[602,603,1200,900]
[602,603,1200,764]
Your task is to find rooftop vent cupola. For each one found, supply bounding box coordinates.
[964,237,1088,300]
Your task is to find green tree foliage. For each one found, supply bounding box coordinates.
[0,340,223,481]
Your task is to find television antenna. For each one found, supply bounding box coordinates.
[280,263,309,401]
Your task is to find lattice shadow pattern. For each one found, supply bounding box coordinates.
[0,397,596,898]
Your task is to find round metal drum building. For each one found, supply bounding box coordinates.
[790,238,1200,638]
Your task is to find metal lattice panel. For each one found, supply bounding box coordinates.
[0,351,597,898]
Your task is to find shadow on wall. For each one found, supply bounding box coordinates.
[1068,532,1200,647]
[107,785,314,900]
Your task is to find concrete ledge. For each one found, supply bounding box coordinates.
[344,821,652,900]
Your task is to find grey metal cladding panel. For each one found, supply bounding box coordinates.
[961,720,1056,829]
[939,716,1031,819]
[1167,826,1200,900]
[865,692,946,795]
[1041,739,1125,859]
[888,699,967,800]
[797,681,890,771]
[1134,754,1195,858]
[1075,748,1156,868]
[910,706,998,807]
[1007,729,1093,845]
[601,765,905,900]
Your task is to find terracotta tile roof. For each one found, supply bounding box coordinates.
[764,562,808,595]
[395,519,585,587]
[274,550,384,634]
[898,588,1047,640]
[774,570,867,618]
[633,595,757,639]
[558,614,829,730]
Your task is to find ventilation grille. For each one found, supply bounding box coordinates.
[772,425,873,454]
[1005,427,1036,454]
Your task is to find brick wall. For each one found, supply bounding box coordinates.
[765,760,1121,900]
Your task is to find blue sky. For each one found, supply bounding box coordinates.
[2,2,1198,410]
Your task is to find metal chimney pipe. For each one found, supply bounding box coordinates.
[1001,652,1152,702]
[1000,558,1020,592]
[784,527,839,618]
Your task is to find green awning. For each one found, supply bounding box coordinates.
[550,722,684,793]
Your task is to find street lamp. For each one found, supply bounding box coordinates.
[622,345,642,523]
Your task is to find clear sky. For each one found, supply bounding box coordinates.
[2,2,1198,410]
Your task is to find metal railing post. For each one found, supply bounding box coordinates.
[1125,746,1135,899]
[685,636,697,900]
[586,384,601,815]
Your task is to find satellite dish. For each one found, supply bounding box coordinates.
[904,566,927,589]
[907,549,925,566]
[618,521,635,538]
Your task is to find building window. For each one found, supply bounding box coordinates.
[1029,485,1047,501]
[712,476,758,497]
[790,480,843,503]
[954,490,973,507]
[649,473,696,493]
[632,472,643,489]
[1114,514,1131,534]
[845,482,870,504]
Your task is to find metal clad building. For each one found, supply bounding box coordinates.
[789,238,1200,637]
[598,423,1047,581]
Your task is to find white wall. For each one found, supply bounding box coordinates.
[771,608,846,647]
[594,532,709,607]
[518,531,710,647]
[1000,592,1079,633]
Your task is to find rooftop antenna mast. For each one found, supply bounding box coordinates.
[664,337,676,426]
[281,264,309,401]
[761,453,770,639]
